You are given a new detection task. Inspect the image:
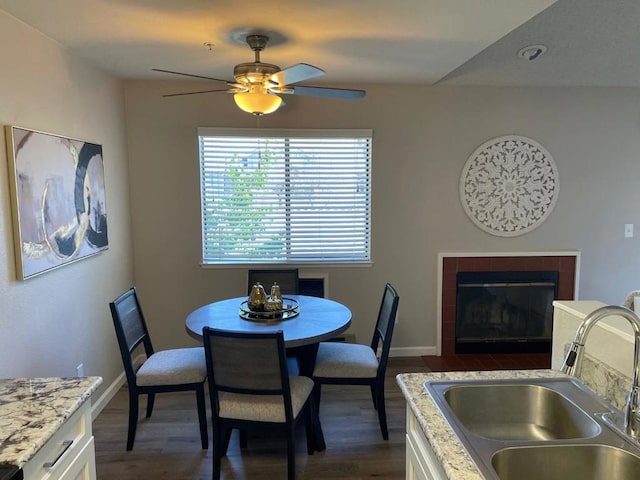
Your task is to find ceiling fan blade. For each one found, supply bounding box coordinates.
[152,68,234,85]
[270,63,325,86]
[285,85,366,99]
[162,88,230,97]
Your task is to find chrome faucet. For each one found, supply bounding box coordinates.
[560,305,640,440]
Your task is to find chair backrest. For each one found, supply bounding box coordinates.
[109,288,154,386]
[370,283,400,376]
[202,328,294,420]
[247,268,300,295]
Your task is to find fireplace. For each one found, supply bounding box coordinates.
[439,253,578,357]
[455,270,558,354]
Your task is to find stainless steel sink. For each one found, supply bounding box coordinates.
[443,383,600,440]
[423,377,640,480]
[492,444,640,480]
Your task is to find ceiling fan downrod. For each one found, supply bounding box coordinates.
[246,34,269,62]
[234,34,280,84]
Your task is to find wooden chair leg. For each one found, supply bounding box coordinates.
[310,391,326,452]
[145,393,155,418]
[126,391,139,451]
[313,382,322,413]
[304,403,315,455]
[370,384,378,410]
[212,425,225,480]
[195,385,209,449]
[375,381,388,440]
[287,424,296,480]
[212,454,222,480]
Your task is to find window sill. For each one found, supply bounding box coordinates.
[200,261,374,269]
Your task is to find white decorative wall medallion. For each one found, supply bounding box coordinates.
[459,135,559,237]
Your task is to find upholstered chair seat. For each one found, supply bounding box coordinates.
[312,343,378,378]
[136,347,206,386]
[218,376,314,422]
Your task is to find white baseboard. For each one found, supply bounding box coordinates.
[91,371,125,421]
[390,346,437,357]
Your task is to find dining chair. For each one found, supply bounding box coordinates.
[109,287,208,451]
[312,283,400,440]
[202,327,315,480]
[247,268,299,295]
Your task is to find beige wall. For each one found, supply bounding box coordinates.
[0,11,133,399]
[2,5,639,384]
[124,80,640,354]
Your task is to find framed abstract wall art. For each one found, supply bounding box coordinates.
[5,126,108,280]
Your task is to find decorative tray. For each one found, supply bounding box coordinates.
[239,298,300,322]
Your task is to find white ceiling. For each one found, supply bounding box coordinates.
[0,0,638,87]
[442,0,640,87]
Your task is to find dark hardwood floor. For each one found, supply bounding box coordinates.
[422,352,551,372]
[93,357,429,480]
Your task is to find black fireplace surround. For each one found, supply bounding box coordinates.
[455,270,559,354]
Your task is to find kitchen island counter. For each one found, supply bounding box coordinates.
[0,376,102,468]
[396,369,566,479]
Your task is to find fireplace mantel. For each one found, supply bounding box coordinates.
[436,251,580,356]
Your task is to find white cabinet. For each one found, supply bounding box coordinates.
[21,402,96,480]
[58,438,96,480]
[406,436,430,480]
[405,406,447,480]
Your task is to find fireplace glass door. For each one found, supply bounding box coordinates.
[455,271,558,354]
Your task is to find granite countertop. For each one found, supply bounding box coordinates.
[0,376,102,467]
[396,369,567,480]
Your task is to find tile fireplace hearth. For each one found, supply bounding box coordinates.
[422,352,552,372]
[433,252,579,370]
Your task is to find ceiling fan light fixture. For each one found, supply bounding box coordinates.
[234,91,282,115]
[155,33,365,109]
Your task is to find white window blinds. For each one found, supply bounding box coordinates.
[198,128,372,265]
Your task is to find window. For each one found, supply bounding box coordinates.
[198,128,372,265]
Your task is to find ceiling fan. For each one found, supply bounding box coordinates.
[153,34,366,115]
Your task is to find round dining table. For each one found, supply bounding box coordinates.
[185,294,352,348]
[185,294,352,452]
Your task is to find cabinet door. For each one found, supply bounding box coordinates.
[406,435,430,480]
[58,437,96,480]
[405,407,448,480]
